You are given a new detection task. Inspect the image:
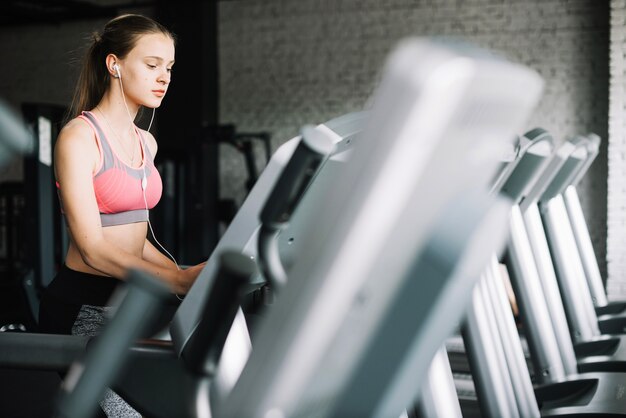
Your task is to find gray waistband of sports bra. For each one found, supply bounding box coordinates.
[100,210,148,227]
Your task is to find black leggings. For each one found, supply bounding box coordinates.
[38,265,142,417]
[38,264,119,336]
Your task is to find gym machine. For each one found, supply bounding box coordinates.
[0,103,66,331]
[458,127,555,418]
[522,133,626,371]
[513,129,582,375]
[537,135,626,336]
[560,135,618,311]
[0,102,33,310]
[535,135,606,337]
[0,99,33,166]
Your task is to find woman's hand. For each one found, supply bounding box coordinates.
[175,262,207,294]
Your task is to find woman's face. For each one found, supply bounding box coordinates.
[117,33,175,109]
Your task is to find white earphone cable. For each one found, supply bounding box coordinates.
[117,67,156,132]
[117,69,184,299]
[140,175,180,271]
[147,106,156,132]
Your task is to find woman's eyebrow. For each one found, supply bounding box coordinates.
[145,56,176,64]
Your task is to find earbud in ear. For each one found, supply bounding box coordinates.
[113,63,121,78]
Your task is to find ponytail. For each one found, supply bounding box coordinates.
[66,32,108,123]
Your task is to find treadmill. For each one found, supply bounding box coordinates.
[560,134,621,313]
[459,127,555,418]
[527,133,626,372]
[446,125,554,411]
[541,134,626,334]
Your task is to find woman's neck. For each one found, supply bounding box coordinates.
[96,93,138,131]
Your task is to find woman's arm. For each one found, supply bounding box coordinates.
[55,120,200,294]
[142,239,177,270]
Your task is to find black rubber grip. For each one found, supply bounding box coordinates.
[182,251,257,376]
[0,333,89,371]
[260,127,334,228]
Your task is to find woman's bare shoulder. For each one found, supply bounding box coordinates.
[58,116,93,141]
[55,117,99,164]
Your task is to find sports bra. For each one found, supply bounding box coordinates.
[57,111,163,227]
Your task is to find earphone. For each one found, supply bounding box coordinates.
[113,62,121,78]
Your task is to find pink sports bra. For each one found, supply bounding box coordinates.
[57,111,163,227]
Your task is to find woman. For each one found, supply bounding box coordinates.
[38,14,204,417]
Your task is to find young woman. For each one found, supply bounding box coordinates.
[38,14,205,417]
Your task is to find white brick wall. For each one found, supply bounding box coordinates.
[608,0,626,299]
[219,0,610,281]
